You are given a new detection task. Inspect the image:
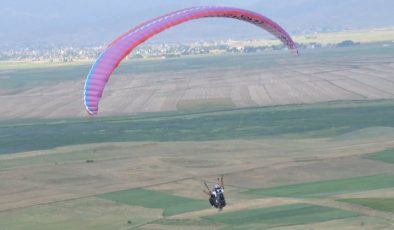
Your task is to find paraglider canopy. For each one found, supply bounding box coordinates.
[84,6,298,115]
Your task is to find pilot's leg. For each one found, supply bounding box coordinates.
[209,197,215,207]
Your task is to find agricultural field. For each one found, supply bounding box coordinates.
[295,27,394,45]
[1,44,394,229]
[363,149,394,164]
[203,204,360,229]
[1,43,394,119]
[1,100,394,229]
[1,99,394,155]
[97,188,207,216]
[247,174,394,198]
[228,27,394,47]
[338,198,394,213]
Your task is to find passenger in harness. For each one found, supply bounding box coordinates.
[203,175,226,210]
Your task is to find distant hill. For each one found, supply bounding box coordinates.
[1,0,394,49]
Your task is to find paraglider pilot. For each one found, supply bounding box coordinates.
[204,175,226,210]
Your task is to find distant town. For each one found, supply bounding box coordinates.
[0,39,364,63]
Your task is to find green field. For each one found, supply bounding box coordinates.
[203,203,360,229]
[246,174,394,198]
[0,197,162,230]
[338,198,394,213]
[97,188,207,216]
[363,149,394,164]
[1,100,394,155]
[0,64,90,91]
[152,218,216,227]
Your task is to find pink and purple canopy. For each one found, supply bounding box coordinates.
[84,6,298,115]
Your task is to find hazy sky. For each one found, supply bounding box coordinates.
[1,0,394,48]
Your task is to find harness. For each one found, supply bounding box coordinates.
[213,187,226,208]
